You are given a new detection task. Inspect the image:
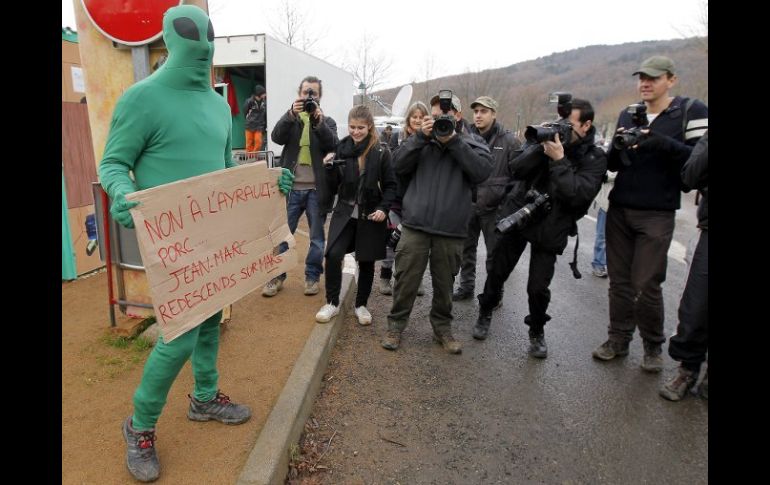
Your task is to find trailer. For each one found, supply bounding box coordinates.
[213,34,354,157]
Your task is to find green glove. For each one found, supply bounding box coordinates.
[277,168,295,195]
[110,191,140,228]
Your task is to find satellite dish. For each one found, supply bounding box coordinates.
[391,85,413,119]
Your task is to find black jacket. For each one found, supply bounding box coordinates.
[607,96,708,211]
[272,109,338,209]
[498,127,608,254]
[323,139,398,261]
[681,130,708,229]
[242,96,267,131]
[394,131,493,238]
[469,121,522,214]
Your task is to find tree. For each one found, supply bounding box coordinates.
[346,33,392,108]
[267,0,323,55]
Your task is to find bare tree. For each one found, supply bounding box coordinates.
[675,0,708,53]
[346,33,392,108]
[514,86,547,138]
[268,0,322,55]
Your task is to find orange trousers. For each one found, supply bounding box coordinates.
[245,130,263,152]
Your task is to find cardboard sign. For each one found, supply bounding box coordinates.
[126,162,296,342]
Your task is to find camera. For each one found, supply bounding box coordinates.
[524,92,573,144]
[324,159,347,169]
[303,88,318,114]
[495,189,551,234]
[612,103,649,150]
[432,89,456,138]
[386,224,402,249]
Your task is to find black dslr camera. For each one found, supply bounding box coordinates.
[324,158,347,169]
[386,223,402,249]
[303,88,318,114]
[525,92,574,144]
[612,103,649,150]
[432,89,456,138]
[495,189,551,234]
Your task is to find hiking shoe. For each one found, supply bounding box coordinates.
[433,333,462,354]
[379,278,393,295]
[641,341,663,373]
[659,367,698,401]
[315,303,339,323]
[592,266,608,278]
[452,287,474,301]
[472,311,492,340]
[381,330,401,350]
[355,306,372,326]
[592,339,629,361]
[698,367,708,399]
[417,282,425,296]
[528,332,548,359]
[304,280,320,295]
[187,391,251,424]
[122,417,160,483]
[261,278,283,297]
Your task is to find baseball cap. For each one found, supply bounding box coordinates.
[429,93,462,112]
[632,56,675,77]
[470,96,499,111]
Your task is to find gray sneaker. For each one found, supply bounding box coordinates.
[659,367,697,401]
[261,278,283,297]
[641,341,663,373]
[592,339,629,361]
[304,280,320,295]
[379,278,393,295]
[187,391,251,425]
[122,417,160,482]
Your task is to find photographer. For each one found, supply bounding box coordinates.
[314,105,397,325]
[474,98,607,358]
[264,76,339,298]
[382,91,493,354]
[592,56,708,372]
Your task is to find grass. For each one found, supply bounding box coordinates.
[96,328,155,378]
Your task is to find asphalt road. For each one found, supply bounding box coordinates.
[301,191,707,484]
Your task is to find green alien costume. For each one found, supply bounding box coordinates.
[99,5,293,434]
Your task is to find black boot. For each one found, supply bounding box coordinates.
[528,329,547,358]
[473,309,492,340]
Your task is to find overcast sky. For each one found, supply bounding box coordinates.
[62,0,706,91]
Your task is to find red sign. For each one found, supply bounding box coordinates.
[81,0,184,46]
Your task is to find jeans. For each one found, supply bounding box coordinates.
[276,189,326,282]
[592,208,607,270]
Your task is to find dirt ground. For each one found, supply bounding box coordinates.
[62,233,323,485]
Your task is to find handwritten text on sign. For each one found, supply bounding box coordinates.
[126,162,296,342]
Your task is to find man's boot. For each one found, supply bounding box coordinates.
[433,332,462,354]
[641,340,664,373]
[528,330,547,359]
[473,309,492,340]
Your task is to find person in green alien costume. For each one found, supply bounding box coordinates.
[98,5,295,482]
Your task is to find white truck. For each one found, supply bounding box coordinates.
[213,34,354,159]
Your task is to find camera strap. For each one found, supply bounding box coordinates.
[569,232,582,279]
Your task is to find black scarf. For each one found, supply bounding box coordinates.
[337,135,370,160]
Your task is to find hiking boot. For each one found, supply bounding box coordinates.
[472,311,492,340]
[122,417,160,483]
[452,287,474,301]
[641,341,663,373]
[433,332,462,354]
[592,266,608,278]
[528,332,548,359]
[659,366,697,401]
[381,330,401,350]
[261,278,283,297]
[304,280,320,295]
[592,339,629,361]
[417,281,425,296]
[354,306,372,326]
[698,367,708,399]
[379,278,393,295]
[315,303,339,323]
[187,391,251,424]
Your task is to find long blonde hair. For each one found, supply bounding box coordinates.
[402,101,430,138]
[348,105,378,171]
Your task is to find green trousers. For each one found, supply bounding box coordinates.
[131,311,222,430]
[388,226,463,335]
